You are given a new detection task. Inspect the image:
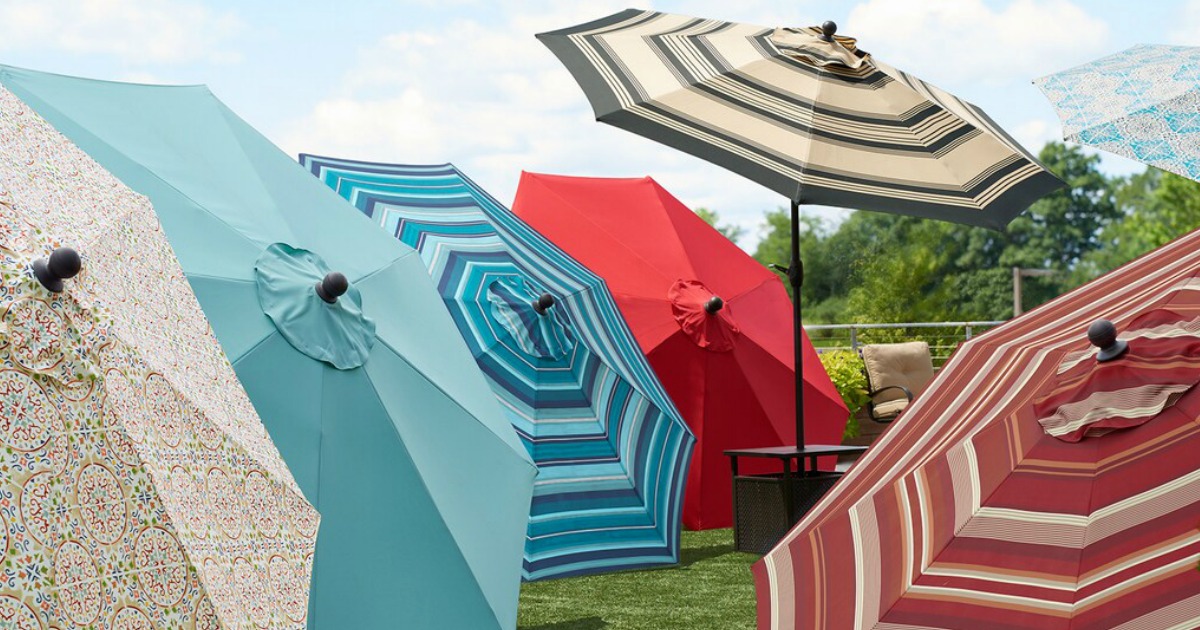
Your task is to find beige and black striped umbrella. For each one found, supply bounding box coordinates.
[538,9,1063,228]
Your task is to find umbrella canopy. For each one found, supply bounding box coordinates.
[511,172,847,530]
[541,10,1063,458]
[538,9,1063,227]
[1036,45,1200,181]
[755,227,1200,629]
[299,156,696,580]
[0,67,537,629]
[0,85,319,627]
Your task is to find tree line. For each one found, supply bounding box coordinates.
[702,142,1200,325]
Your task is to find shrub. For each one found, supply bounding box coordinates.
[817,350,869,440]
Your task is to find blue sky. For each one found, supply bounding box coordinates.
[1,0,1196,249]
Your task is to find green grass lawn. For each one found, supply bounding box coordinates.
[518,529,758,629]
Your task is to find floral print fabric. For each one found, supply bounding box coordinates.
[0,86,318,628]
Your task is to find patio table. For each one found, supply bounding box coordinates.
[725,445,867,554]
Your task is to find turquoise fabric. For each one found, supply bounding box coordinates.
[255,242,375,370]
[0,66,537,630]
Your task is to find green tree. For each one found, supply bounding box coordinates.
[693,207,746,244]
[995,143,1120,297]
[748,142,1122,325]
[1079,170,1200,282]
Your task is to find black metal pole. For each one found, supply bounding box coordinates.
[789,199,805,448]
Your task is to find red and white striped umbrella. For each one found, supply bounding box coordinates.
[755,229,1200,630]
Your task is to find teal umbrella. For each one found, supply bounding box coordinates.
[0,67,537,630]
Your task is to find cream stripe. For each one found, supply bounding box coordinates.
[1080,533,1199,589]
[904,583,1073,612]
[1112,592,1200,630]
[849,503,865,630]
[959,465,1200,548]
[764,551,780,630]
[946,443,974,531]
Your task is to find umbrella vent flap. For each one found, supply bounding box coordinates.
[254,242,375,370]
[486,276,574,361]
[669,279,739,352]
[769,25,869,70]
[1036,312,1200,442]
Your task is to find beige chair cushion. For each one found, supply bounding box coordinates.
[861,341,935,407]
[870,398,910,419]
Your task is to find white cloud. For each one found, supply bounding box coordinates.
[280,2,799,252]
[0,0,243,64]
[846,0,1110,87]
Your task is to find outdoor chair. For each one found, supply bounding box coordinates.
[859,341,935,423]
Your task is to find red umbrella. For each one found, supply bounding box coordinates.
[512,172,847,530]
[755,227,1200,629]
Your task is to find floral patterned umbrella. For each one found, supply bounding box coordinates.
[0,85,318,628]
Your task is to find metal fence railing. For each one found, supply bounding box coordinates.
[804,321,1006,369]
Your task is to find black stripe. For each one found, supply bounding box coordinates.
[669,83,980,154]
[537,9,660,118]
[802,168,1065,230]
[805,153,1049,201]
[721,71,940,129]
[680,33,947,131]
[603,107,1062,227]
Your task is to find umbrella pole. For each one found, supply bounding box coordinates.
[790,199,805,448]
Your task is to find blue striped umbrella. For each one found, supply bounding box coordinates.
[301,155,695,580]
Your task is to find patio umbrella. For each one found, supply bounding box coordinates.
[0,85,318,627]
[539,9,1063,451]
[510,172,847,530]
[754,227,1200,629]
[0,67,537,630]
[299,156,696,580]
[1036,45,1200,181]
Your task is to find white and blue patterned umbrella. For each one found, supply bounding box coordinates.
[1036,44,1200,180]
[300,156,695,581]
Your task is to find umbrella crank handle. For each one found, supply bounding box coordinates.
[789,259,803,289]
[769,262,803,289]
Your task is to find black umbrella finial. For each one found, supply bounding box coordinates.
[33,247,82,293]
[315,271,349,304]
[820,21,837,42]
[532,293,556,315]
[1088,319,1128,362]
[705,295,724,314]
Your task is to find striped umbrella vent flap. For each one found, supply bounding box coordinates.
[300,155,695,581]
[755,232,1200,629]
[537,9,1063,228]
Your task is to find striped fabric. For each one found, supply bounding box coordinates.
[755,230,1200,629]
[538,9,1063,228]
[299,155,695,580]
[486,276,575,360]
